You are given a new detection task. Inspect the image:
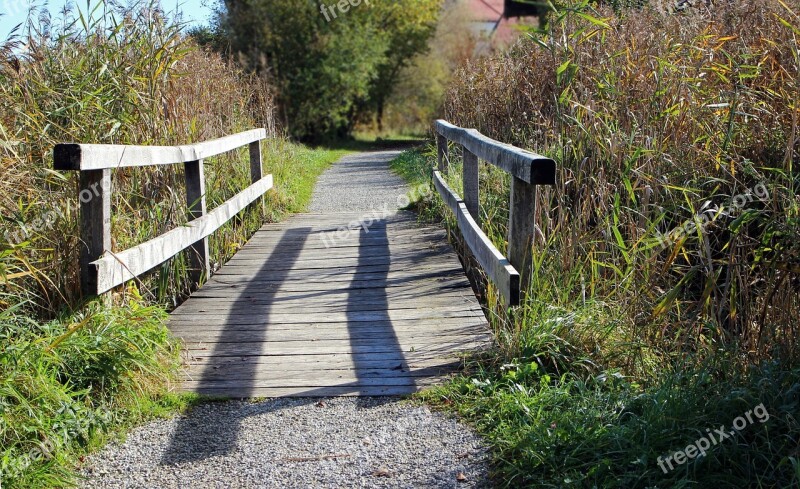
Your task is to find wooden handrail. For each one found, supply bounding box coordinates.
[53,129,272,297]
[433,120,557,306]
[54,129,267,171]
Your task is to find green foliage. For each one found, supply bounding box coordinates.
[425,356,800,488]
[0,295,182,488]
[220,0,441,140]
[0,3,350,487]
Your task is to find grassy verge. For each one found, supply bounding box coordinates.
[0,4,350,487]
[0,139,346,488]
[394,143,800,487]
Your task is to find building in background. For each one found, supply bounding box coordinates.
[463,0,539,53]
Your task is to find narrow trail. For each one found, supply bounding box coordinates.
[79,150,491,488]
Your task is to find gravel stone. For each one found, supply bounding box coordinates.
[80,398,490,488]
[309,150,410,213]
[80,152,491,488]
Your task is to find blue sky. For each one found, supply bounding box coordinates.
[1,0,215,38]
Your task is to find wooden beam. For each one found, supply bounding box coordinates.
[436,133,448,173]
[508,176,535,295]
[79,169,111,298]
[91,175,273,294]
[54,129,267,171]
[462,146,480,225]
[184,159,209,289]
[435,120,555,185]
[433,171,519,305]
[432,170,463,214]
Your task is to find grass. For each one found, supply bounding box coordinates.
[0,3,350,487]
[0,292,194,488]
[391,2,800,482]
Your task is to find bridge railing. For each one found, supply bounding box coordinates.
[54,129,272,297]
[434,120,556,306]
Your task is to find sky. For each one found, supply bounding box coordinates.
[1,0,215,38]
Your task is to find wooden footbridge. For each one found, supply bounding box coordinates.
[54,122,554,397]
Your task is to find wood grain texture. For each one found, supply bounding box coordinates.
[184,159,209,289]
[54,129,267,170]
[79,169,111,298]
[168,210,491,398]
[435,120,555,185]
[433,171,520,305]
[92,175,273,293]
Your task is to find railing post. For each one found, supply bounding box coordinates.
[249,140,263,183]
[79,169,111,298]
[185,159,209,288]
[437,133,448,173]
[508,176,536,297]
[462,146,480,225]
[249,140,265,215]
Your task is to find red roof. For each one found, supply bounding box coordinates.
[464,0,535,48]
[468,0,505,21]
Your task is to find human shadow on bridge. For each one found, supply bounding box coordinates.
[160,226,312,465]
[347,220,405,406]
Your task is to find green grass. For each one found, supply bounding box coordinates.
[392,146,800,487]
[0,294,185,488]
[0,138,347,488]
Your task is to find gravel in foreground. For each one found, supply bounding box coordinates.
[80,397,490,488]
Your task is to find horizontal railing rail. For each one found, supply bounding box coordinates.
[54,129,272,297]
[434,120,556,306]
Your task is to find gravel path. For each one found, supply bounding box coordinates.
[79,151,492,488]
[309,150,410,213]
[81,398,489,488]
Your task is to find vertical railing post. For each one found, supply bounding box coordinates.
[185,159,209,289]
[508,176,536,297]
[437,133,448,173]
[79,169,112,298]
[249,140,264,214]
[249,140,263,183]
[462,146,480,225]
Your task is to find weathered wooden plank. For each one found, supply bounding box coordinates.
[433,171,520,305]
[169,296,481,315]
[169,320,488,335]
[91,175,273,293]
[185,386,421,397]
[462,146,480,224]
[183,376,445,389]
[181,338,491,356]
[211,268,466,284]
[184,159,209,289]
[435,120,555,185]
[457,201,520,306]
[214,253,462,271]
[170,307,484,324]
[199,272,468,291]
[169,327,487,344]
[437,133,448,173]
[509,175,536,294]
[184,350,469,365]
[54,129,267,171]
[187,365,462,382]
[79,169,111,298]
[432,170,463,215]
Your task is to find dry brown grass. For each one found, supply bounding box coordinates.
[0,5,276,312]
[440,0,800,365]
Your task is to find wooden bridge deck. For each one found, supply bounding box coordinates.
[168,210,492,397]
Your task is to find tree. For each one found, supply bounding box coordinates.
[359,1,442,132]
[218,0,441,141]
